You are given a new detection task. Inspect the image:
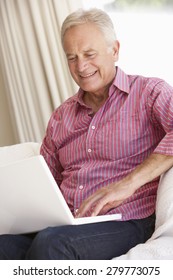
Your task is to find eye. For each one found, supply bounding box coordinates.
[67,56,76,62]
[86,53,96,58]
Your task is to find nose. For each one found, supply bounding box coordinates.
[76,57,88,72]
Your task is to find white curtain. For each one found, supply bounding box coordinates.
[0,0,83,143]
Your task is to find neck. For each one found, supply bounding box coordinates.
[83,90,109,113]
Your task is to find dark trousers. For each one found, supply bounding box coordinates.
[0,214,155,260]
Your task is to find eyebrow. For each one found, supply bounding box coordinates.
[83,49,97,53]
[66,48,97,56]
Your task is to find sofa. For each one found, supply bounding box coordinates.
[0,142,173,259]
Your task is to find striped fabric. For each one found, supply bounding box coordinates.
[41,67,173,220]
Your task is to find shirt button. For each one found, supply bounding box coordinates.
[91,125,95,130]
[79,185,84,190]
[88,148,92,153]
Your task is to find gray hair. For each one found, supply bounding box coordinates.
[61,8,117,46]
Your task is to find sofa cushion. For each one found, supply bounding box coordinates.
[114,167,173,259]
[0,142,40,166]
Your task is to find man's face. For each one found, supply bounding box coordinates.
[63,23,119,96]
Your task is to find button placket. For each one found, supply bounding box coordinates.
[86,122,97,155]
[79,185,84,190]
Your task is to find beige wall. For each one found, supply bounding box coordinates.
[0,68,16,146]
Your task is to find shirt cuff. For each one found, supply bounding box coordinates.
[153,131,173,155]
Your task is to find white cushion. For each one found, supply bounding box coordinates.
[0,142,40,166]
[114,167,173,259]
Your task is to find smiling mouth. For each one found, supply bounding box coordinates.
[79,71,97,79]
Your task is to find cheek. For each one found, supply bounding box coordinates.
[99,63,113,78]
[104,58,116,73]
[97,56,114,72]
[68,64,78,79]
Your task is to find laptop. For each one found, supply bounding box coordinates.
[0,155,122,234]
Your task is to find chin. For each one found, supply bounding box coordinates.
[81,87,99,94]
[79,82,101,93]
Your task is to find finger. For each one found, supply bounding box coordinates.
[91,195,124,216]
[91,195,111,216]
[98,200,124,215]
[76,192,103,217]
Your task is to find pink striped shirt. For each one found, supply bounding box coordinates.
[41,67,173,221]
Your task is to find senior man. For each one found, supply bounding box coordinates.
[1,8,173,260]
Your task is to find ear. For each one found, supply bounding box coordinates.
[112,40,120,62]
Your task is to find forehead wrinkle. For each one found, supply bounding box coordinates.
[63,23,110,54]
[66,47,97,57]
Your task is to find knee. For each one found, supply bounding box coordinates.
[26,227,54,259]
[26,226,77,260]
[26,227,72,260]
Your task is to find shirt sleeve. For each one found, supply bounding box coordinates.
[40,109,64,186]
[147,80,173,155]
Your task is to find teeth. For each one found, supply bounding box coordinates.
[80,71,96,78]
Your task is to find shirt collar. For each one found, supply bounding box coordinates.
[112,66,130,95]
